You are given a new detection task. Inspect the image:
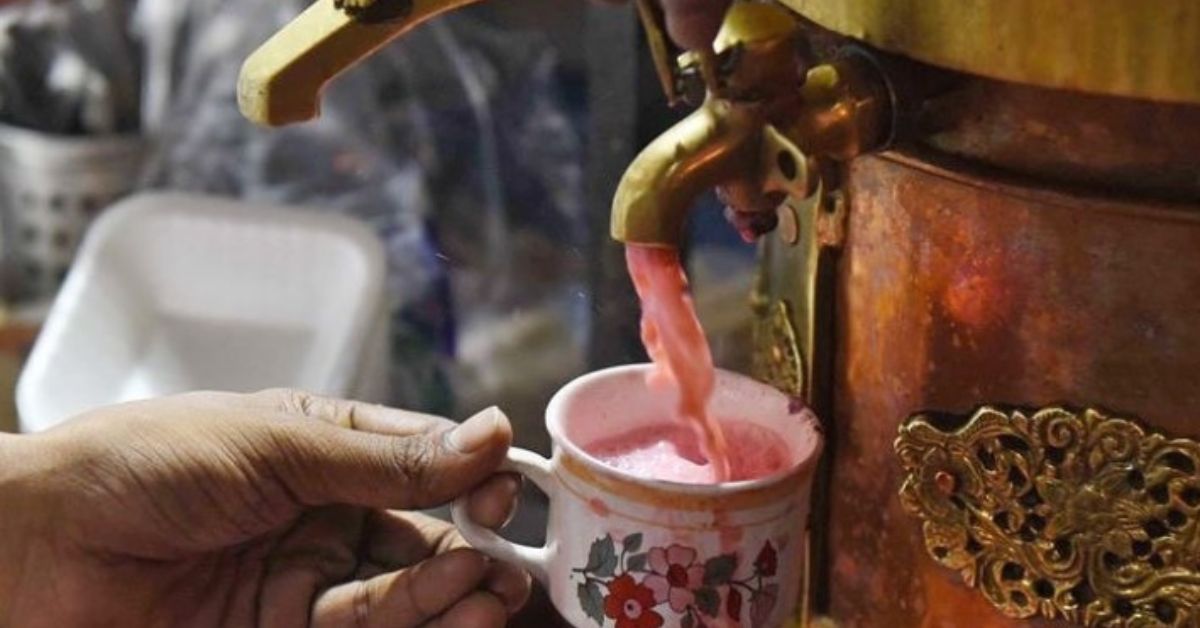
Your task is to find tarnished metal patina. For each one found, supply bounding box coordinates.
[803,147,1200,627]
[748,2,1200,621]
[898,406,1200,626]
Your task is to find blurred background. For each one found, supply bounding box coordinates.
[0,0,758,573]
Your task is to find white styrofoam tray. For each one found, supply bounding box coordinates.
[17,192,388,432]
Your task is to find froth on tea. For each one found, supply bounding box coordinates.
[584,419,792,485]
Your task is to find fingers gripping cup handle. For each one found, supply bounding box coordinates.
[452,448,554,584]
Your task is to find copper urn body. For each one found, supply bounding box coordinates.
[749,2,1200,626]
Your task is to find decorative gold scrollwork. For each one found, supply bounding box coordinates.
[751,298,804,398]
[896,407,1200,627]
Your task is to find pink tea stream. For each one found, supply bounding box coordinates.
[625,245,732,482]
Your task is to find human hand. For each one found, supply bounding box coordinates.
[658,0,733,50]
[0,390,530,628]
[598,0,733,51]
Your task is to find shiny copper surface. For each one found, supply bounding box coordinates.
[820,150,1200,626]
[916,80,1200,202]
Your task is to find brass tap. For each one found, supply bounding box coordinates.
[238,0,487,126]
[611,2,891,247]
[237,0,889,248]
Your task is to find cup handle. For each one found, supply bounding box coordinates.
[451,448,554,584]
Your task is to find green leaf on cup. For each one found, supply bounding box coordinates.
[598,553,618,577]
[703,554,738,586]
[622,532,643,553]
[578,582,605,625]
[695,587,720,617]
[626,552,648,572]
[590,535,618,577]
[585,535,615,573]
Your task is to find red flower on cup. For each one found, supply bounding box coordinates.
[754,541,778,577]
[644,544,705,612]
[604,574,664,628]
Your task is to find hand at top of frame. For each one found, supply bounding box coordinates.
[598,0,734,50]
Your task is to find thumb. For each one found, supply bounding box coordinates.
[264,406,513,511]
[660,0,732,51]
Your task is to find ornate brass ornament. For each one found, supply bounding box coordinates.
[896,406,1200,626]
[751,298,804,398]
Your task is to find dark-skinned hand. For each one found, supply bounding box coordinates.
[0,390,529,628]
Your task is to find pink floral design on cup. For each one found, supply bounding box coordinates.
[645,544,705,612]
[570,532,782,627]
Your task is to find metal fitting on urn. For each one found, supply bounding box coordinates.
[610,1,891,248]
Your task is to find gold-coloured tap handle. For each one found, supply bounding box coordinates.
[238,0,484,126]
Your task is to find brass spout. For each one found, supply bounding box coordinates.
[238,0,484,126]
[612,3,810,247]
[610,99,761,247]
[611,2,890,248]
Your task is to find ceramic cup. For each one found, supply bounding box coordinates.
[452,364,823,628]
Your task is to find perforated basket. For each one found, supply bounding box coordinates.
[0,124,145,301]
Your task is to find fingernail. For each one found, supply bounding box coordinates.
[500,473,523,497]
[484,561,533,615]
[448,407,504,453]
[498,473,523,527]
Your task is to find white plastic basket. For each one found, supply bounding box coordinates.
[0,124,145,301]
[16,192,389,432]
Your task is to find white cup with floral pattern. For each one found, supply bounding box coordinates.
[452,364,824,628]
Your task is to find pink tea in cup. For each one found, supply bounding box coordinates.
[586,419,792,484]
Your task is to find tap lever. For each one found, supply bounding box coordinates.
[238,0,483,127]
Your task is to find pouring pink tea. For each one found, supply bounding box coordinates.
[625,245,732,482]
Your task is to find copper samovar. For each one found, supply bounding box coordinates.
[240,1,1200,626]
